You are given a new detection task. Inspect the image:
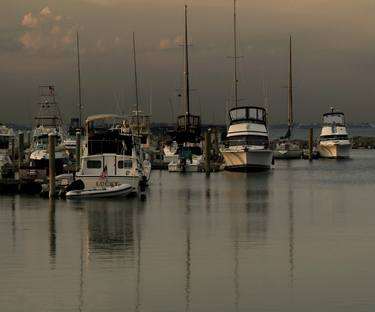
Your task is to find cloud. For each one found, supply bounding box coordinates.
[19,7,78,54]
[40,6,51,17]
[21,13,38,28]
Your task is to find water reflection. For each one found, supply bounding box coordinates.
[49,199,56,267]
[184,189,192,312]
[84,199,145,260]
[229,172,270,311]
[11,196,16,250]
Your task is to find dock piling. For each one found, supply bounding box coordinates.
[49,134,56,198]
[18,132,24,169]
[75,130,81,172]
[205,130,211,177]
[308,128,313,161]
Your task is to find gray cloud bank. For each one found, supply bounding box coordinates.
[1,0,375,126]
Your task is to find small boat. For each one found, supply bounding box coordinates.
[0,123,16,179]
[168,146,202,172]
[317,107,351,159]
[273,36,302,159]
[66,183,133,198]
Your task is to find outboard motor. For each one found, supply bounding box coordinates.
[60,179,85,198]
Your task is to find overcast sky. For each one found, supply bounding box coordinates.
[1,0,375,126]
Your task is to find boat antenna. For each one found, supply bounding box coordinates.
[132,32,140,136]
[233,0,239,107]
[288,35,293,138]
[184,4,190,131]
[76,32,83,131]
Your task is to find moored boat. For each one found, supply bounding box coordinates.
[66,183,133,199]
[222,106,273,171]
[273,36,302,159]
[76,114,148,194]
[0,123,15,179]
[317,108,351,159]
[221,0,272,171]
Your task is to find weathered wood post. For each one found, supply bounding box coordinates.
[75,130,81,172]
[308,128,313,161]
[49,133,56,198]
[18,132,24,169]
[205,130,211,177]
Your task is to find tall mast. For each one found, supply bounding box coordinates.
[76,32,83,130]
[133,32,140,135]
[233,0,238,107]
[288,35,293,136]
[184,4,190,130]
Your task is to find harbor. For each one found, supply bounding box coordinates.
[1,149,375,311]
[2,0,375,311]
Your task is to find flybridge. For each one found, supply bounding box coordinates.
[229,106,267,124]
[323,113,345,126]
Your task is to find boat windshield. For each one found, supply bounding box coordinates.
[226,135,269,148]
[229,107,266,123]
[34,134,62,148]
[320,134,348,141]
[323,113,345,125]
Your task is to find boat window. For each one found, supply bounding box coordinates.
[0,137,10,149]
[230,108,247,121]
[320,135,348,141]
[323,113,345,125]
[87,160,102,169]
[227,135,269,148]
[257,109,265,121]
[118,160,133,169]
[249,108,258,120]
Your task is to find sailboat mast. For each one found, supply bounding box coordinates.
[288,35,293,135]
[184,4,190,130]
[76,32,83,130]
[233,0,238,107]
[133,32,140,135]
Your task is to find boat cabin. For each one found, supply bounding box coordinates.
[86,114,134,156]
[225,106,269,148]
[169,113,201,144]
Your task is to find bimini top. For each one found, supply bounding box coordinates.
[86,114,124,124]
[229,106,267,124]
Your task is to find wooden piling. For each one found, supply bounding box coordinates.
[49,134,56,198]
[205,130,211,177]
[18,132,24,169]
[75,130,81,172]
[308,128,313,161]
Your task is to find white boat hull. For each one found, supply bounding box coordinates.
[222,149,273,171]
[318,142,351,159]
[66,184,133,198]
[75,175,140,192]
[168,162,200,172]
[273,149,302,159]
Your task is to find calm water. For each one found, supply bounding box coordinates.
[1,150,375,312]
